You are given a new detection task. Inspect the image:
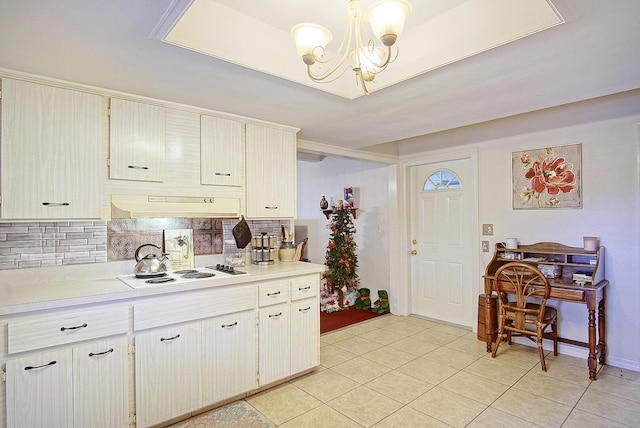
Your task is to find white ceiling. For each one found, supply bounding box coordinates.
[0,0,639,153]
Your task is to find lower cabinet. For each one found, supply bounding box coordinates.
[202,310,256,404]
[134,323,202,428]
[5,337,128,428]
[258,303,291,386]
[290,298,320,374]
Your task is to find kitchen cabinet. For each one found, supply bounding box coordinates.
[5,348,73,428]
[257,274,320,386]
[72,338,129,428]
[0,78,103,219]
[258,303,291,386]
[0,266,322,428]
[134,323,202,428]
[245,124,297,218]
[5,337,128,428]
[200,115,245,187]
[109,98,165,182]
[202,310,256,404]
[290,275,320,374]
[3,303,129,428]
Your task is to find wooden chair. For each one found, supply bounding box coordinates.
[492,262,558,371]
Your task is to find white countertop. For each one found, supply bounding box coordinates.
[0,259,325,316]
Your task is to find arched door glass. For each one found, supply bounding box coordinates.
[423,169,462,191]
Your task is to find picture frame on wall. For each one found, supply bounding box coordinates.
[512,143,582,209]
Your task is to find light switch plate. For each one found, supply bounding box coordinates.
[482,224,493,236]
[482,241,490,252]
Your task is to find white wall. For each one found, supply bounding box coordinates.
[296,157,392,300]
[398,91,640,371]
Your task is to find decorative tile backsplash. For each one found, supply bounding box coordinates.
[0,221,108,270]
[0,218,290,270]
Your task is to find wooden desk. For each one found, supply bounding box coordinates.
[483,242,607,380]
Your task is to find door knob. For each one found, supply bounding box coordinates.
[410,250,417,255]
[412,239,417,244]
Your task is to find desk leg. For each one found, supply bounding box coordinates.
[484,293,493,353]
[587,307,598,380]
[598,297,607,366]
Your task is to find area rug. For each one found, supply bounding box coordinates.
[320,307,381,334]
[167,400,274,428]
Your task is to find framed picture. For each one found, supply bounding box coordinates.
[512,143,582,209]
[164,229,194,270]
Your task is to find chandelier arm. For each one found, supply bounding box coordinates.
[307,63,352,84]
[307,10,355,81]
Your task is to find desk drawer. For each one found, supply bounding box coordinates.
[134,284,255,331]
[291,275,319,301]
[8,304,129,354]
[550,287,585,302]
[258,280,289,307]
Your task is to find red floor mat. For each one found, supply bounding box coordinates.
[320,307,381,334]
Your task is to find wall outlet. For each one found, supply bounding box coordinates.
[482,224,493,236]
[482,241,490,252]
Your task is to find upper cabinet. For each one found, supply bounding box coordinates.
[245,124,297,218]
[108,98,165,182]
[200,115,244,187]
[0,78,103,219]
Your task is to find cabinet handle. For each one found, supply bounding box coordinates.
[299,306,311,312]
[298,286,311,291]
[160,334,181,342]
[221,322,238,328]
[128,165,149,170]
[264,206,278,210]
[42,202,70,207]
[214,172,231,176]
[60,323,88,331]
[89,348,114,357]
[24,361,57,371]
[267,291,281,297]
[268,312,282,318]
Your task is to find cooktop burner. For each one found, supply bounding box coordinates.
[181,272,215,279]
[145,277,176,284]
[173,269,199,274]
[135,272,167,279]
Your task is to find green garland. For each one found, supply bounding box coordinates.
[324,208,359,292]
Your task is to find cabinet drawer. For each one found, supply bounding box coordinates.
[134,284,255,331]
[258,280,290,307]
[291,275,319,301]
[8,304,129,354]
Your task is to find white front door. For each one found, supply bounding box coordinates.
[409,158,475,327]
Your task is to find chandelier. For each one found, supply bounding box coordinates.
[291,0,412,95]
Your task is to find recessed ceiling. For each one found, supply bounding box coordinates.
[155,0,564,99]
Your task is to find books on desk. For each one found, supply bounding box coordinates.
[573,271,593,286]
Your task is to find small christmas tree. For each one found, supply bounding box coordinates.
[324,208,359,307]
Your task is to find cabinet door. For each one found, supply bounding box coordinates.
[73,337,128,428]
[135,324,201,428]
[245,124,297,218]
[109,98,165,182]
[202,310,256,404]
[0,78,103,219]
[290,298,320,374]
[258,303,290,386]
[6,348,73,428]
[201,115,245,187]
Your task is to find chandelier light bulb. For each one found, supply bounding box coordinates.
[365,0,412,46]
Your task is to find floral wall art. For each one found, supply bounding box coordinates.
[512,143,582,209]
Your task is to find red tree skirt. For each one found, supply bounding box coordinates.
[320,308,381,334]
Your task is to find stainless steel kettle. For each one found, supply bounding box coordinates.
[133,243,168,277]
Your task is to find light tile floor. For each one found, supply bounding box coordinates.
[185,315,640,427]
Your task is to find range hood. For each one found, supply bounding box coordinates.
[111,194,240,219]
